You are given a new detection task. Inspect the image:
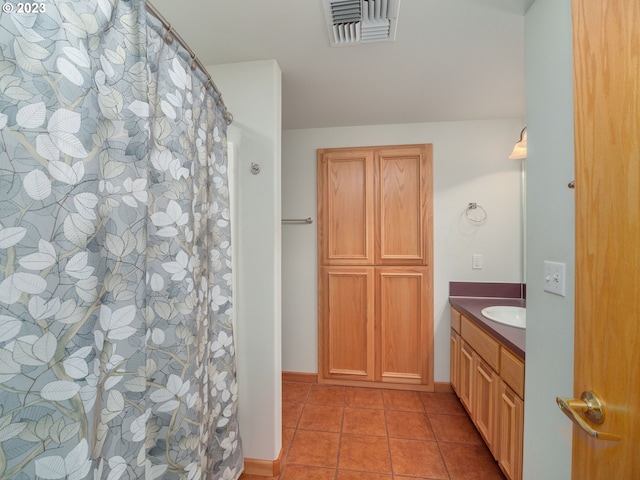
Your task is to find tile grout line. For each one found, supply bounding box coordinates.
[280,382,313,478]
[382,394,395,479]
[423,392,452,480]
[426,399,453,480]
[334,390,345,480]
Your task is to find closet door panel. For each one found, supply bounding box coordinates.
[376,145,432,265]
[318,149,375,265]
[319,266,375,381]
[378,267,433,387]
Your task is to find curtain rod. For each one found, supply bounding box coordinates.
[145,1,233,125]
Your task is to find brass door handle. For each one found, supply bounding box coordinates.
[556,391,620,441]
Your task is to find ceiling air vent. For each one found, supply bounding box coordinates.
[322,0,401,47]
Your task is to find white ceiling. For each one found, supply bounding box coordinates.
[150,0,533,130]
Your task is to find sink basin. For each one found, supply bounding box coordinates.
[481,306,526,329]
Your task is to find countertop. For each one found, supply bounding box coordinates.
[450,296,526,360]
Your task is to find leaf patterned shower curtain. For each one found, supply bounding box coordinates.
[0,1,243,479]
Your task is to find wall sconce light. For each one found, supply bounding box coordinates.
[509,127,527,160]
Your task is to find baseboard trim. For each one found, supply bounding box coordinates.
[282,371,318,383]
[243,447,283,477]
[318,377,433,391]
[282,372,453,393]
[434,382,454,393]
[282,372,452,393]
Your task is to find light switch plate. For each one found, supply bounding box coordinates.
[472,254,483,270]
[544,261,566,296]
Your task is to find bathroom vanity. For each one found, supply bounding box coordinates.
[449,285,525,480]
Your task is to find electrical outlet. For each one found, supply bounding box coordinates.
[544,261,566,296]
[472,254,483,270]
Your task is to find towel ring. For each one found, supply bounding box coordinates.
[466,202,487,224]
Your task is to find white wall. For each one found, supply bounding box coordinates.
[523,1,574,478]
[282,119,524,381]
[207,60,282,462]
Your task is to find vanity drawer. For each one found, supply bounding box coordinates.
[461,316,500,371]
[451,307,461,333]
[500,347,525,398]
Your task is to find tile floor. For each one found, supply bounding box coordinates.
[240,382,506,480]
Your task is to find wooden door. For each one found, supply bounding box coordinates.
[569,0,640,477]
[376,145,433,265]
[318,148,375,265]
[377,267,433,387]
[319,267,375,381]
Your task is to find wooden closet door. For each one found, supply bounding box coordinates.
[318,148,375,265]
[319,266,375,381]
[376,145,432,265]
[318,144,434,390]
[377,267,433,387]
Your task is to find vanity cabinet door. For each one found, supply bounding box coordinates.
[450,329,461,393]
[459,340,475,414]
[498,381,524,480]
[474,356,499,456]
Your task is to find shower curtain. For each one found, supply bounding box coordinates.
[0,1,243,479]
